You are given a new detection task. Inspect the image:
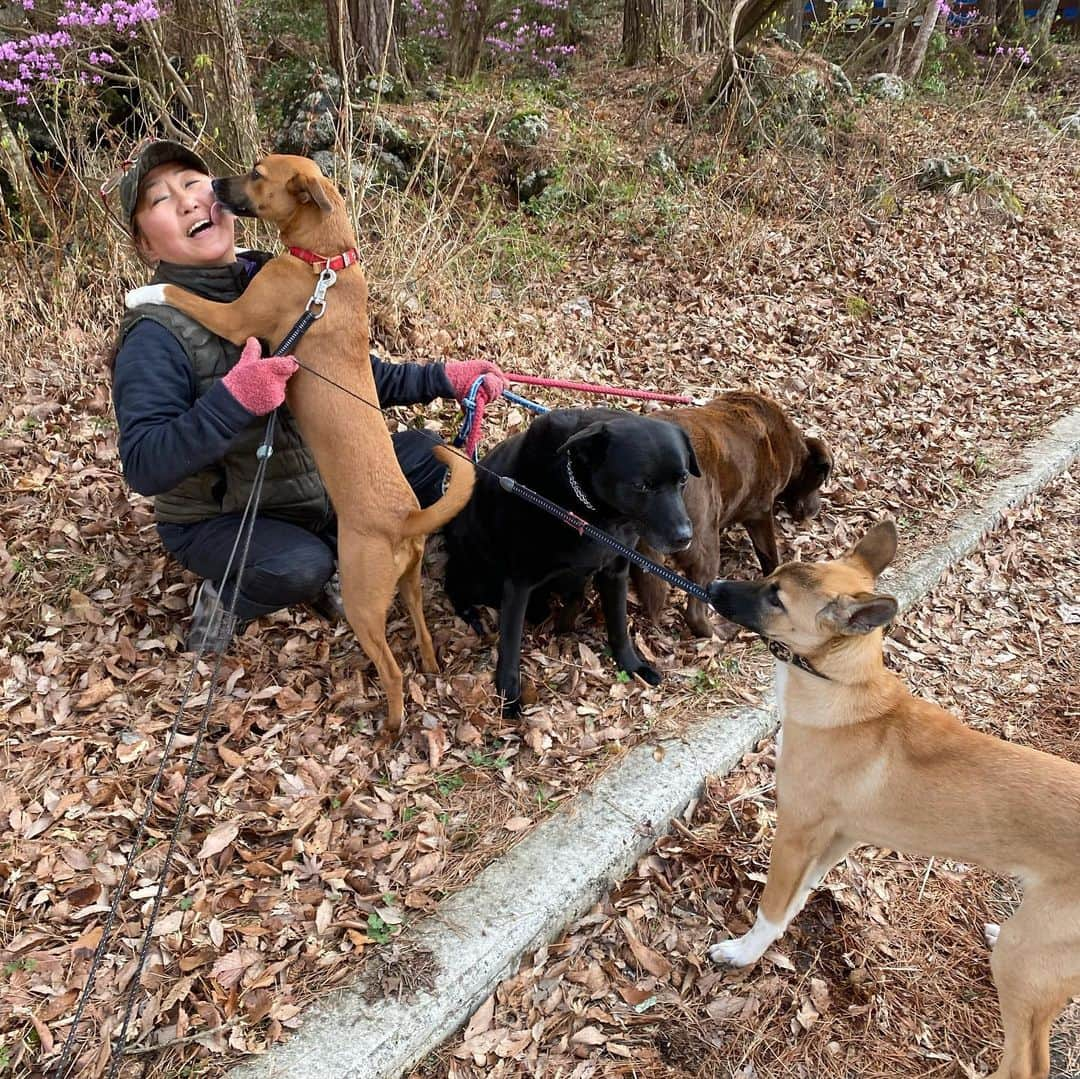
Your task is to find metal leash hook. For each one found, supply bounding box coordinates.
[305,266,337,319]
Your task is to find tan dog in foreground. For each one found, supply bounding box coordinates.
[706,522,1080,1079]
[127,155,474,742]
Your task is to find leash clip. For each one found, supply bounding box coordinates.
[305,266,337,319]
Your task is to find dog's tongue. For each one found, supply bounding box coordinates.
[210,200,229,225]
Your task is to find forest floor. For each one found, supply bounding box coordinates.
[1,39,1078,1079]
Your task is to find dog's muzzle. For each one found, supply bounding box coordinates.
[210,178,257,218]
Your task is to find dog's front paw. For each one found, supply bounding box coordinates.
[500,695,523,719]
[708,934,764,969]
[983,922,1000,949]
[125,284,168,309]
[632,662,662,687]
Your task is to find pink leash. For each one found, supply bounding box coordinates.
[505,372,694,406]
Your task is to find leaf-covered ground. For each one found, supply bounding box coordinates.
[1,53,1078,1079]
[425,471,1080,1079]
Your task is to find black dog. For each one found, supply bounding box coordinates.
[443,408,700,715]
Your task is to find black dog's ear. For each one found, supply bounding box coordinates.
[288,172,333,214]
[681,428,702,477]
[557,421,611,461]
[819,591,898,636]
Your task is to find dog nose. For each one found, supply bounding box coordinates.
[672,523,693,550]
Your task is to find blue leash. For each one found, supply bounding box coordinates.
[453,376,550,460]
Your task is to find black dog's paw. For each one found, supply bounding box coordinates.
[631,663,662,687]
[459,606,485,635]
[500,695,523,719]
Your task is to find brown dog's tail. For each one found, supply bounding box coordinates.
[401,444,476,537]
[631,542,671,624]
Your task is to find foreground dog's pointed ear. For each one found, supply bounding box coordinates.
[819,591,898,636]
[288,172,333,214]
[849,520,897,577]
[558,421,610,460]
[680,428,702,477]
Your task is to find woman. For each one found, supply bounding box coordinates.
[109,140,504,653]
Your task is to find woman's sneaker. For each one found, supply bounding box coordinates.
[185,580,238,654]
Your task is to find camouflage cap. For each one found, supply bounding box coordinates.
[115,140,210,231]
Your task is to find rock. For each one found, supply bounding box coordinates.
[499,112,549,149]
[864,72,905,101]
[1012,103,1040,124]
[646,146,679,179]
[560,296,593,321]
[828,63,854,97]
[1060,113,1080,137]
[356,73,402,101]
[517,168,555,203]
[276,88,338,155]
[369,114,413,160]
[915,154,981,191]
[915,155,1021,215]
[310,150,366,188]
[373,150,410,187]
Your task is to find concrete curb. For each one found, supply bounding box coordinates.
[230,405,1080,1079]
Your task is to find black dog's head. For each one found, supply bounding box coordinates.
[558,414,700,553]
[780,435,832,521]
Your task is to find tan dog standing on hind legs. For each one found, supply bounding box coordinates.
[126,154,475,744]
[706,522,1080,1079]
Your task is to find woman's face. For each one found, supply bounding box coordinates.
[133,162,236,267]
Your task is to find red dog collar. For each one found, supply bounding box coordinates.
[288,246,360,272]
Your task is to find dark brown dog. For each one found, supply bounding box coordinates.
[126,155,474,743]
[633,392,831,637]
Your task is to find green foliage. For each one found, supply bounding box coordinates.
[240,0,328,130]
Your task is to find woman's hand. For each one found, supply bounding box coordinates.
[222,337,299,415]
[443,360,507,457]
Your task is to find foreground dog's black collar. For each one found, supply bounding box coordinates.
[564,457,597,512]
[768,639,831,680]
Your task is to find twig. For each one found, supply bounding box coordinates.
[122,1019,240,1055]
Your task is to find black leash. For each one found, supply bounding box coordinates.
[52,293,325,1077]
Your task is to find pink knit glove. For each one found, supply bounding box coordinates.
[443,360,507,458]
[222,337,298,415]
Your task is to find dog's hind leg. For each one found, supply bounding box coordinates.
[987,888,1080,1079]
[398,540,438,674]
[710,826,851,969]
[339,531,406,744]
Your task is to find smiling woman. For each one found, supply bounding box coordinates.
[104,139,506,655]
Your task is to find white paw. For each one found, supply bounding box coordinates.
[709,934,764,969]
[125,284,168,309]
[983,922,1000,949]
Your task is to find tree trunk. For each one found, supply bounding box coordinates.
[1033,0,1059,51]
[682,0,697,47]
[327,0,403,80]
[448,0,492,77]
[701,0,787,102]
[902,0,942,79]
[786,0,805,42]
[622,0,663,65]
[173,0,259,172]
[885,0,913,70]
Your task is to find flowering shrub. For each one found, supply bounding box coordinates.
[486,0,576,77]
[0,0,159,104]
[408,0,575,75]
